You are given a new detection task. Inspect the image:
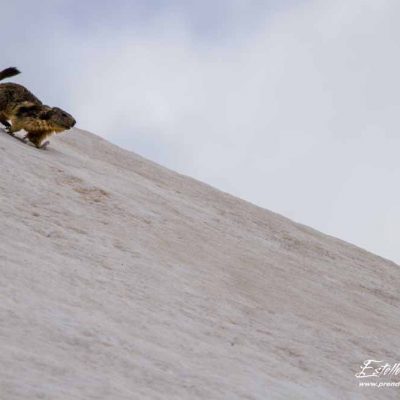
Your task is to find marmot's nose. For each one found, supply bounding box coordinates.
[71,119,76,127]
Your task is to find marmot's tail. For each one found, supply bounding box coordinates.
[0,67,20,81]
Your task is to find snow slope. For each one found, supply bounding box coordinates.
[0,128,399,400]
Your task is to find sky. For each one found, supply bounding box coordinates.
[2,0,400,263]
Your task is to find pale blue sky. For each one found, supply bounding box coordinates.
[2,0,400,263]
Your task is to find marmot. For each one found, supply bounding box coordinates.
[0,67,76,148]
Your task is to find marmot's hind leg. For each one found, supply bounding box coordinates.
[0,112,10,129]
[0,117,13,135]
[0,119,10,128]
[5,126,15,136]
[5,121,23,135]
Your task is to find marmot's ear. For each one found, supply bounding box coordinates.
[39,107,52,120]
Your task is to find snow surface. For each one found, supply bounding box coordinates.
[0,128,399,399]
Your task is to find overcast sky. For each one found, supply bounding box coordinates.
[2,0,400,263]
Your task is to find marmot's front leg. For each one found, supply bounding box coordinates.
[25,131,50,149]
[38,140,50,150]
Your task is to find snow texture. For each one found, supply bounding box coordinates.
[0,128,399,399]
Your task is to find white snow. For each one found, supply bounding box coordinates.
[0,128,399,399]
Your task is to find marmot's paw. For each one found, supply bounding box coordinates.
[38,140,50,150]
[5,126,15,136]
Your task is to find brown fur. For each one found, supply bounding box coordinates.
[0,67,76,148]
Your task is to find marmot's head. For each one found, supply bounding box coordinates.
[41,107,76,132]
[13,102,76,133]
